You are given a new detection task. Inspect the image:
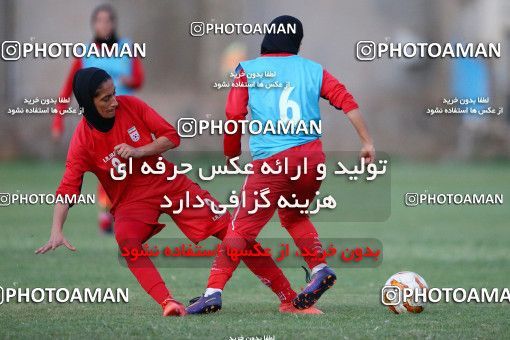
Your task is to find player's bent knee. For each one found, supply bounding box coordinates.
[114,223,143,249]
[279,213,310,230]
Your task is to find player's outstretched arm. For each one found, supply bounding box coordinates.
[346,108,376,164]
[35,202,76,254]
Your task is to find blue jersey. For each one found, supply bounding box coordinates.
[239,55,323,159]
[82,38,135,95]
[451,57,490,121]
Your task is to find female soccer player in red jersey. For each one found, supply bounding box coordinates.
[52,4,144,234]
[35,67,320,316]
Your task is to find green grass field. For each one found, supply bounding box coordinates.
[0,160,509,339]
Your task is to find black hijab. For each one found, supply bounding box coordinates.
[72,67,115,132]
[261,15,304,55]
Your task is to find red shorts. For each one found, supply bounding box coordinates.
[114,174,230,244]
[231,139,326,240]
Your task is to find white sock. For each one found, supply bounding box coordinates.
[311,263,328,276]
[204,288,222,297]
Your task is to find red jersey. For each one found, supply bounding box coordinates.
[56,95,182,214]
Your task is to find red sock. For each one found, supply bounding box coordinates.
[283,218,327,270]
[115,220,171,305]
[207,232,244,289]
[210,230,297,302]
[242,247,297,302]
[122,244,171,304]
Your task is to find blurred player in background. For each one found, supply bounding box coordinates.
[187,15,375,314]
[36,67,316,316]
[451,56,491,159]
[52,4,144,234]
[220,42,247,78]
